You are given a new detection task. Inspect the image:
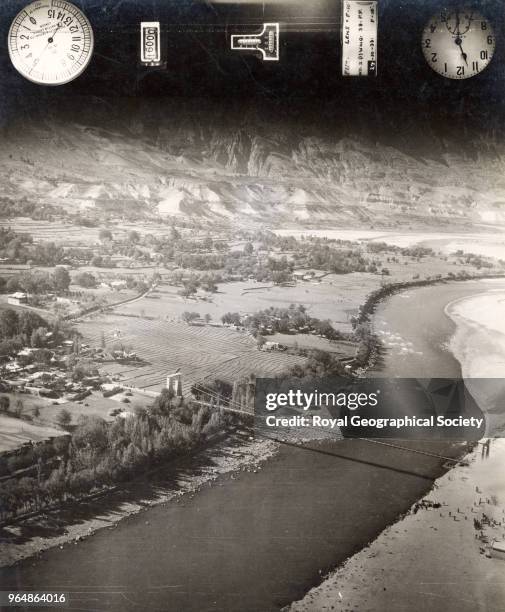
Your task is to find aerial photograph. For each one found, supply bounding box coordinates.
[0,0,504,610]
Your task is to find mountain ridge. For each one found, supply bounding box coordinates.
[2,106,505,229]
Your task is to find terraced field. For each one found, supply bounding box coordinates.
[0,415,66,453]
[78,315,305,395]
[0,218,185,246]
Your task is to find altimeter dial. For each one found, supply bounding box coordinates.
[8,0,94,85]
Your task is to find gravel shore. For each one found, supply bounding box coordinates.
[0,432,277,568]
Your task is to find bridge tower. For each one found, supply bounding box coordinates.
[166,372,183,397]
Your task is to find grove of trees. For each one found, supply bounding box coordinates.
[0,397,232,521]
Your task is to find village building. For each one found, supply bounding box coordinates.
[110,280,128,290]
[8,292,29,306]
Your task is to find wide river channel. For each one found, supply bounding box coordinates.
[2,279,502,612]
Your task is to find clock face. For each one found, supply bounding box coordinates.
[8,0,94,86]
[422,9,495,79]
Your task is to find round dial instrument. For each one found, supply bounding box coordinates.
[422,9,495,79]
[8,0,94,86]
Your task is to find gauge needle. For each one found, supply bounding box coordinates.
[29,23,61,74]
[47,22,62,44]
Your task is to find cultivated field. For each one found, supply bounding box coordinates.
[0,415,65,453]
[268,333,357,356]
[78,315,305,395]
[0,218,192,246]
[116,276,380,332]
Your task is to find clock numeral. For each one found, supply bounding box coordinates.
[29,16,36,25]
[487,35,493,45]
[430,24,436,33]
[480,50,488,60]
[472,61,479,72]
[71,44,80,52]
[424,38,431,48]
[444,62,448,73]
[69,25,79,33]
[456,66,465,76]
[431,52,437,63]
[72,36,82,42]
[481,21,487,30]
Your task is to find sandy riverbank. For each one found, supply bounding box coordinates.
[447,289,505,379]
[290,283,505,612]
[446,289,505,436]
[0,432,277,569]
[290,438,505,612]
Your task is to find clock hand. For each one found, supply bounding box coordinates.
[454,36,468,66]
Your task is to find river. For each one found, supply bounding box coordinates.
[2,279,504,611]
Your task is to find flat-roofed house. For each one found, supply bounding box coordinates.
[8,292,28,306]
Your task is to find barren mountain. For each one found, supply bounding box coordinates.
[1,101,505,229]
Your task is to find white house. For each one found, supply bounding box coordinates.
[8,292,28,306]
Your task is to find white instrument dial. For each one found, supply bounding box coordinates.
[8,0,94,86]
[422,9,495,80]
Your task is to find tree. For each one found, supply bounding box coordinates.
[314,319,338,340]
[0,396,10,413]
[72,361,98,381]
[133,404,148,419]
[30,326,48,348]
[56,408,72,429]
[179,283,197,297]
[272,270,291,285]
[244,242,254,256]
[182,311,200,324]
[128,230,140,244]
[6,276,20,293]
[53,267,71,293]
[202,277,218,293]
[13,399,24,418]
[19,311,48,337]
[151,388,175,415]
[99,229,113,242]
[221,312,241,326]
[0,309,19,339]
[74,272,97,288]
[0,337,23,357]
[73,415,108,450]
